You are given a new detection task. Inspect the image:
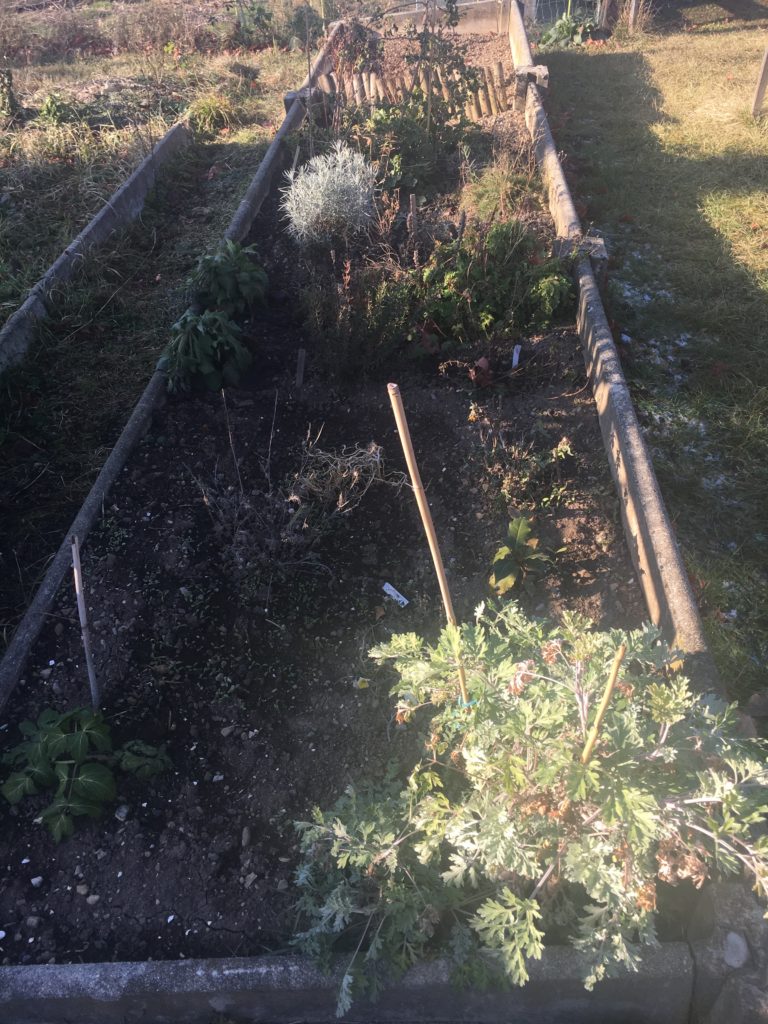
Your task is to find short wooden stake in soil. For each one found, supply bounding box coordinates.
[71,535,100,711]
[751,47,768,118]
[295,348,306,390]
[495,61,508,110]
[387,384,470,706]
[485,67,501,115]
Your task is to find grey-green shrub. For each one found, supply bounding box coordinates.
[281,142,376,246]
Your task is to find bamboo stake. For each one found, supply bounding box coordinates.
[361,70,371,101]
[485,66,501,116]
[387,384,470,706]
[495,61,508,110]
[581,644,627,764]
[71,535,100,711]
[436,65,453,109]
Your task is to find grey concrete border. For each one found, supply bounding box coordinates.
[0,122,192,378]
[507,1,719,689]
[0,27,342,715]
[0,945,693,1024]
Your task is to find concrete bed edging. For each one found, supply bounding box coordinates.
[0,946,694,1024]
[0,122,192,378]
[0,23,343,716]
[507,0,719,690]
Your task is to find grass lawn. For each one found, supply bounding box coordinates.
[536,0,768,697]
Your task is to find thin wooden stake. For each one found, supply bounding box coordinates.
[471,87,483,120]
[387,384,470,706]
[478,76,492,117]
[752,47,768,118]
[295,348,306,389]
[580,644,627,765]
[495,61,508,111]
[71,535,100,711]
[352,73,365,107]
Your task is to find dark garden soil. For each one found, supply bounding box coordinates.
[0,36,645,968]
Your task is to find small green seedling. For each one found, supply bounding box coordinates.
[489,517,549,595]
[1,707,171,842]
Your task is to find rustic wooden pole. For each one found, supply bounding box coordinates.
[752,47,768,118]
[485,66,501,115]
[627,0,639,32]
[471,87,483,120]
[478,76,492,116]
[352,73,365,107]
[495,61,508,110]
[436,65,452,108]
[71,535,100,711]
[387,384,470,706]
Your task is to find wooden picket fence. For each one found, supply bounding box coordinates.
[316,61,510,121]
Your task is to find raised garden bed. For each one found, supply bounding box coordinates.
[1,17,765,1024]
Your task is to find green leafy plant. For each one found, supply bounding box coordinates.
[162,310,251,391]
[417,222,572,350]
[1,707,171,841]
[294,604,768,1012]
[192,240,268,317]
[37,92,77,125]
[539,7,597,47]
[489,516,550,595]
[346,94,467,193]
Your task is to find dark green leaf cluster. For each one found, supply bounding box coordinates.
[293,603,768,1009]
[1,707,171,842]
[418,222,573,348]
[192,240,268,317]
[162,241,268,392]
[163,310,251,392]
[489,517,550,595]
[346,95,469,193]
[539,9,598,48]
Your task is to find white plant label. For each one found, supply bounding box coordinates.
[382,582,409,607]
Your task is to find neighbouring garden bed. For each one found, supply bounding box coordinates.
[1,24,765,1015]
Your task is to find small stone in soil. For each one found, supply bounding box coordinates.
[241,826,251,848]
[86,895,100,906]
[76,884,89,896]
[25,917,40,930]
[114,804,130,822]
[220,726,235,738]
[30,877,43,888]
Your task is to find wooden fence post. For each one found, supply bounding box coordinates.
[751,47,768,118]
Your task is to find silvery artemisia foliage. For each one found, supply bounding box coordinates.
[281,142,376,246]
